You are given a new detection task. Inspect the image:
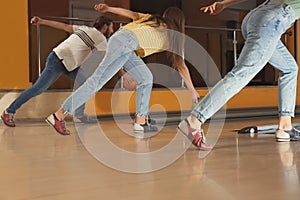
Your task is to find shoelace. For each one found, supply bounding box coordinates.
[191,128,209,145]
[191,128,203,137]
[8,114,14,122]
[145,115,150,126]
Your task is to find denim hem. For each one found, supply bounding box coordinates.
[135,113,148,117]
[279,111,295,118]
[190,111,205,124]
[5,108,16,114]
[61,105,72,115]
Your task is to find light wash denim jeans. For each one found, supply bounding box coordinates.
[192,0,298,123]
[123,57,153,116]
[62,29,153,116]
[6,51,87,117]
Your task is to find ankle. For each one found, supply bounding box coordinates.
[187,115,202,129]
[54,113,63,121]
[279,125,293,131]
[278,116,292,130]
[135,115,146,124]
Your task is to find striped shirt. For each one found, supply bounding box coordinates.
[53,25,107,71]
[123,13,169,57]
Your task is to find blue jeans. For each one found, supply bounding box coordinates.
[62,29,153,116]
[6,51,87,116]
[192,1,298,123]
[123,57,153,116]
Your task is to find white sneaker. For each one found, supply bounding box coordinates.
[275,128,300,142]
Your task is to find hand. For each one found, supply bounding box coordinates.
[94,3,109,13]
[122,73,137,91]
[30,16,42,25]
[123,72,136,84]
[200,2,225,15]
[191,90,200,104]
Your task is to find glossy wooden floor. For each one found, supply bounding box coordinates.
[0,117,299,200]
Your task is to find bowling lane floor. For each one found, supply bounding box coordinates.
[0,116,299,200]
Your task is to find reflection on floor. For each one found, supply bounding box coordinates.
[0,117,299,200]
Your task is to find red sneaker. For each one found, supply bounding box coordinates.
[46,114,70,135]
[178,119,212,151]
[1,111,15,127]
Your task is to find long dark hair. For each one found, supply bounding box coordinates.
[163,7,185,70]
[141,7,185,70]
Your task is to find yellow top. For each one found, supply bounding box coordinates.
[123,13,169,57]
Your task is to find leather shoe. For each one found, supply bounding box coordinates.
[46,114,70,135]
[1,111,15,127]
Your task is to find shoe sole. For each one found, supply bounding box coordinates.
[276,138,290,142]
[133,124,158,133]
[277,137,300,142]
[45,118,70,136]
[134,132,158,139]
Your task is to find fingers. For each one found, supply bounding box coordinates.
[191,92,200,103]
[30,16,38,24]
[211,4,216,13]
[200,3,219,15]
[193,98,198,104]
[203,6,215,14]
[94,3,106,11]
[94,4,101,11]
[200,6,210,13]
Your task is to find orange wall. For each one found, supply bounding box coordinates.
[0,0,31,89]
[0,1,299,115]
[89,87,281,116]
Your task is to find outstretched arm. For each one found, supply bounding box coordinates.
[94,3,139,20]
[200,0,247,15]
[30,16,73,33]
